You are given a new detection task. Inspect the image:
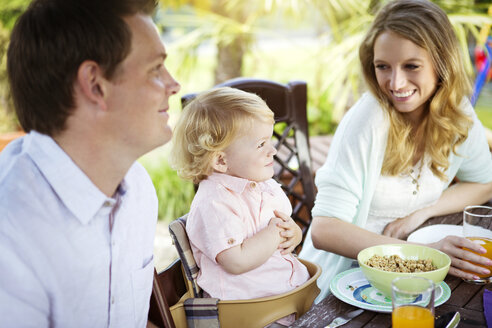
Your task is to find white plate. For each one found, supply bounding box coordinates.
[329,268,451,313]
[407,224,463,243]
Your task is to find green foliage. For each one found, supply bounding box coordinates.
[0,0,29,133]
[0,0,30,29]
[475,84,492,130]
[159,0,492,133]
[476,110,492,130]
[139,146,195,223]
[0,21,18,133]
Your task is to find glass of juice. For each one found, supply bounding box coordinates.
[391,276,435,328]
[463,205,492,284]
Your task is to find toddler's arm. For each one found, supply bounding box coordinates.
[216,217,284,275]
[274,210,303,254]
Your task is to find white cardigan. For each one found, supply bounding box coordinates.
[300,92,492,302]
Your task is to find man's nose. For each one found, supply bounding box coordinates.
[166,71,181,95]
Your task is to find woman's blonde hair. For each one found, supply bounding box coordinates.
[359,0,472,180]
[170,87,274,184]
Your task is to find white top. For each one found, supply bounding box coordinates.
[0,131,158,328]
[300,93,492,302]
[366,157,446,234]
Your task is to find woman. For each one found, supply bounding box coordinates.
[300,0,492,301]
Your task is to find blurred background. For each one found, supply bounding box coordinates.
[1,0,491,268]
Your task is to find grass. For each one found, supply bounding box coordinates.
[476,109,492,128]
[475,81,492,129]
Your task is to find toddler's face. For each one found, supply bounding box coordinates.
[222,120,277,182]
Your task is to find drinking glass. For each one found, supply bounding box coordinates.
[463,205,492,284]
[391,276,435,328]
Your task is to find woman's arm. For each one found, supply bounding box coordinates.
[312,215,492,280]
[216,217,283,275]
[383,181,492,239]
[311,216,400,259]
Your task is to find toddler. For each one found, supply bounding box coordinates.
[170,87,310,327]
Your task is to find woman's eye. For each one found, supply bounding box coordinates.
[375,64,387,70]
[405,64,419,70]
[258,142,265,149]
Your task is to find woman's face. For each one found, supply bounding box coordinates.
[373,31,438,124]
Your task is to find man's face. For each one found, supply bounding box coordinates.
[104,14,180,157]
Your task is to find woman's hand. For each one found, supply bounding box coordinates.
[428,236,492,280]
[274,210,302,255]
[383,210,428,239]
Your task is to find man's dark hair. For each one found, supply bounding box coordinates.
[7,0,157,136]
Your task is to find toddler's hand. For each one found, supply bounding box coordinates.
[273,210,302,255]
[267,216,284,244]
[268,216,284,228]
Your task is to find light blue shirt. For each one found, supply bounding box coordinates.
[0,131,158,327]
[300,93,492,302]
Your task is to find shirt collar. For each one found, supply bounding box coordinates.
[26,131,124,225]
[206,172,276,195]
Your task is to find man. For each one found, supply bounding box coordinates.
[0,0,180,326]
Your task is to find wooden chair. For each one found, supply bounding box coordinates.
[148,259,186,328]
[181,78,316,241]
[148,215,321,328]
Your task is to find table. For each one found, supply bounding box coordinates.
[291,207,492,328]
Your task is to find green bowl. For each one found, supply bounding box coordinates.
[357,244,451,297]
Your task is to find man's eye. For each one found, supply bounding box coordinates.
[153,64,163,73]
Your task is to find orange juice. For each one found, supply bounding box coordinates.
[392,305,434,328]
[463,237,492,278]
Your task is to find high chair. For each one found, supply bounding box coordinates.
[149,214,321,328]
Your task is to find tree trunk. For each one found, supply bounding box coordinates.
[214,37,245,84]
[211,0,249,84]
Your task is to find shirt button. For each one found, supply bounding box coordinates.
[250,182,257,188]
[227,238,235,245]
[111,296,115,304]
[103,201,112,207]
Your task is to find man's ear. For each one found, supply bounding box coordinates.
[76,60,108,110]
[211,151,228,173]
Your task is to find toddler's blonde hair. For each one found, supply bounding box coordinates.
[170,87,274,184]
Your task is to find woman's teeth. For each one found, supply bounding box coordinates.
[393,90,414,98]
